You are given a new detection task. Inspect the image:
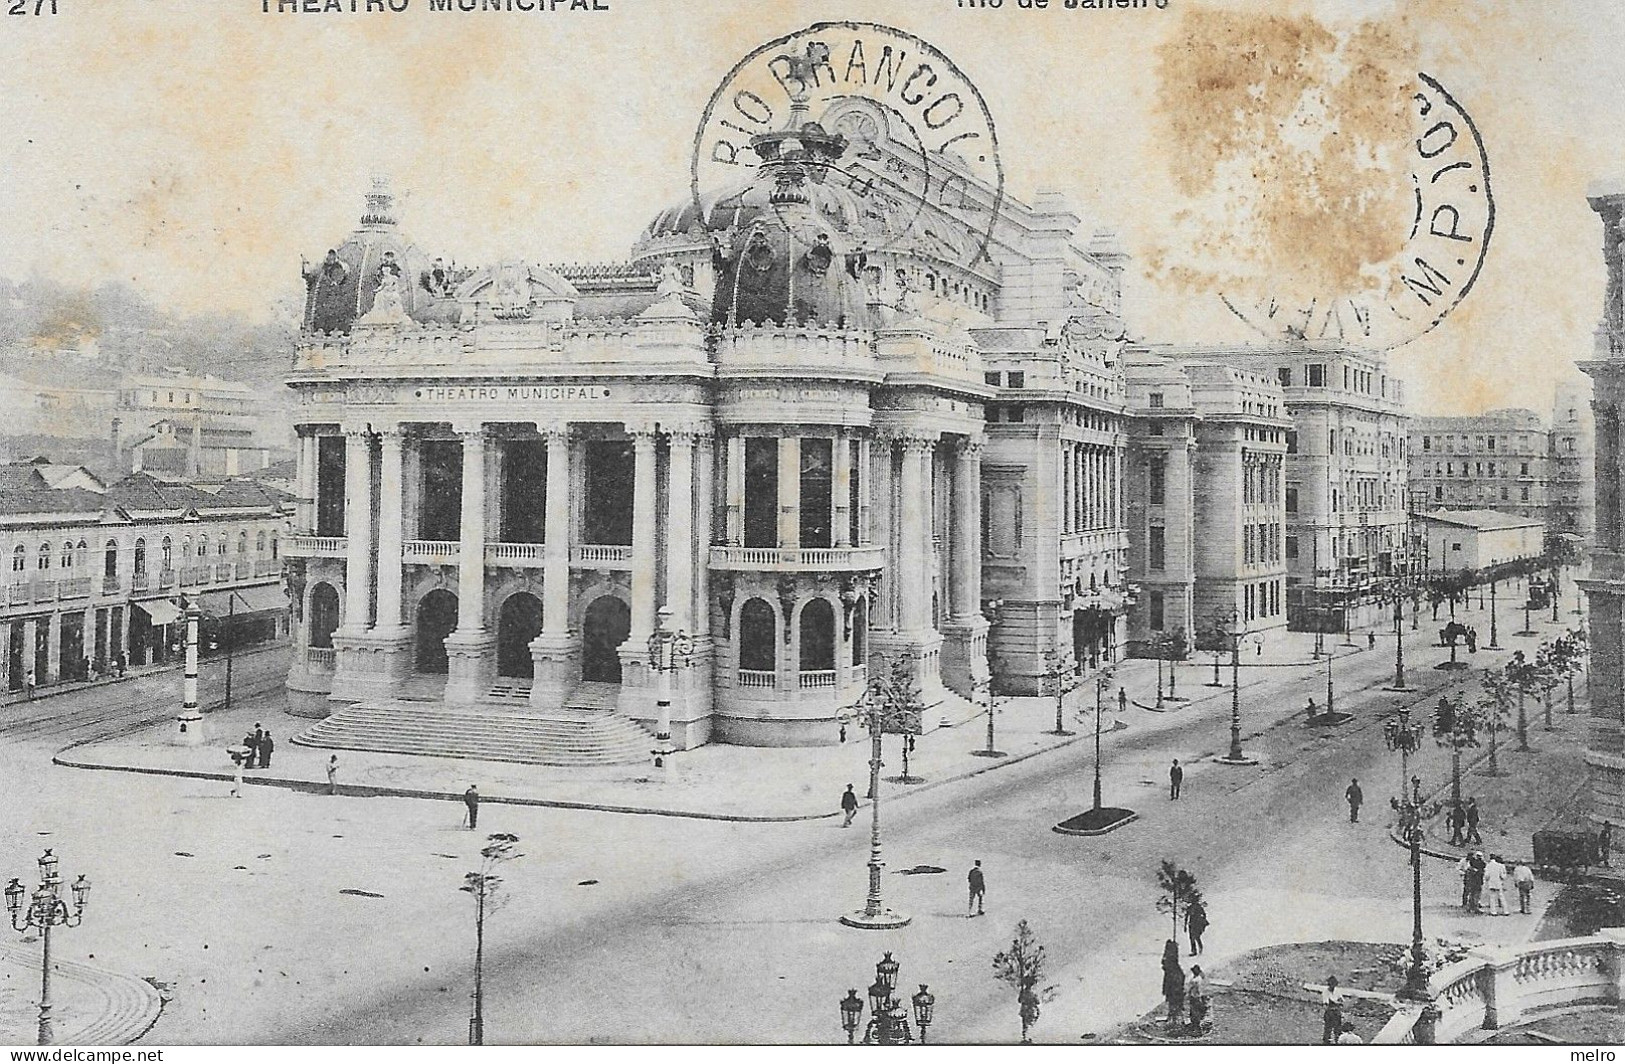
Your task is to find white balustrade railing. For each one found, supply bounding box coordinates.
[306,647,337,670]
[285,535,347,558]
[404,540,459,562]
[572,545,633,566]
[487,543,545,566]
[799,670,838,690]
[709,545,886,570]
[737,669,777,690]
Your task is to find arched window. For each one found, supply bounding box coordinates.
[270,534,278,560]
[256,531,266,553]
[104,539,119,580]
[196,535,207,559]
[308,582,341,650]
[38,543,51,571]
[218,536,228,557]
[11,545,25,573]
[238,531,248,554]
[181,536,191,562]
[161,537,173,568]
[134,538,147,575]
[799,598,836,672]
[76,540,88,567]
[738,598,777,672]
[61,541,74,568]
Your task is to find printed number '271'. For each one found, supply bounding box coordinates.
[8,0,58,13]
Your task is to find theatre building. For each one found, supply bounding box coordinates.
[284,107,1133,753]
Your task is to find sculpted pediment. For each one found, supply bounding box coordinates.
[456,261,580,322]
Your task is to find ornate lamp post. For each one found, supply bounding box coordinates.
[5,850,90,1046]
[971,600,1006,759]
[1390,776,1443,1001]
[175,595,204,745]
[1213,609,1257,765]
[646,605,694,773]
[1487,579,1502,649]
[1383,580,1409,691]
[1382,707,1426,795]
[838,953,934,1044]
[840,660,917,929]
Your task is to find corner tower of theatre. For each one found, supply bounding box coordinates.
[283,104,1132,750]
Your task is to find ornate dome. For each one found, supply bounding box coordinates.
[301,179,462,333]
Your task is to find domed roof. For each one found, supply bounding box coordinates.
[301,179,462,334]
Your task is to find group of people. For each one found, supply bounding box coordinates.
[1446,798,1484,846]
[1160,940,1211,1035]
[1321,976,1363,1044]
[238,723,276,769]
[1458,851,1536,915]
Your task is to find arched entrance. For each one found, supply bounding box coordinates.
[581,595,630,683]
[309,583,340,650]
[415,589,459,674]
[497,592,544,679]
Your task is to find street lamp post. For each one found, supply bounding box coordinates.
[646,605,694,774]
[5,851,90,1046]
[1325,644,1336,717]
[1213,609,1257,765]
[175,596,204,745]
[1391,776,1442,1001]
[1488,580,1502,649]
[838,953,935,1044]
[840,664,913,930]
[972,601,1006,758]
[1383,708,1425,797]
[1092,665,1117,812]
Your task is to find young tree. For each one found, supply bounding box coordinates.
[1533,643,1561,730]
[1155,860,1204,941]
[1477,667,1515,776]
[462,832,522,1046]
[1550,627,1588,714]
[1432,692,1482,810]
[1506,651,1541,751]
[992,920,1054,1043]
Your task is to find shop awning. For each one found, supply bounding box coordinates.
[133,599,182,626]
[196,584,288,618]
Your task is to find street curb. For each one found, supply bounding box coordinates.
[53,718,1102,824]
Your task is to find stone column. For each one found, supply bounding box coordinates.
[444,425,496,703]
[338,428,374,635]
[898,436,931,632]
[953,440,983,619]
[374,428,407,635]
[778,436,801,550]
[696,431,715,637]
[46,612,61,684]
[295,430,317,533]
[833,433,853,548]
[666,429,697,630]
[23,619,37,683]
[629,426,659,642]
[858,436,873,547]
[725,434,745,546]
[530,423,577,707]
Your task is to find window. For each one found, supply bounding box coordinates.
[1277,367,1292,387]
[1286,432,1298,454]
[61,541,74,569]
[984,372,1000,387]
[38,544,50,571]
[1149,526,1166,571]
[238,531,249,554]
[197,535,208,559]
[161,537,173,567]
[1006,372,1025,389]
[1285,535,1299,560]
[1423,436,1431,451]
[1452,542,1462,552]
[1501,487,1509,501]
[1149,590,1165,631]
[1307,364,1326,387]
[11,545,24,572]
[1521,462,1530,475]
[134,539,147,575]
[1521,487,1530,501]
[1148,461,1165,505]
[1148,392,1164,409]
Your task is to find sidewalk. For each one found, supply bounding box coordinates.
[0,940,164,1046]
[0,640,292,710]
[56,677,1151,821]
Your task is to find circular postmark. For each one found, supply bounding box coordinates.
[691,22,1005,275]
[1222,72,1494,350]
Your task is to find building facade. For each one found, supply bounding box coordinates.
[1141,342,1409,631]
[1550,378,1597,538]
[0,467,290,693]
[1409,410,1552,520]
[1123,353,1291,651]
[1416,509,1546,572]
[284,103,1136,746]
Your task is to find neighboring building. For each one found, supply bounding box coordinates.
[0,468,290,693]
[1582,183,1625,833]
[1550,378,1597,537]
[126,417,274,479]
[1416,509,1546,572]
[1409,409,1551,519]
[1140,342,1410,631]
[0,371,117,438]
[1123,354,1291,650]
[284,105,1138,748]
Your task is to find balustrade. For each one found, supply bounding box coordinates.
[307,647,337,670]
[403,540,459,563]
[737,669,777,690]
[709,545,885,572]
[798,670,837,690]
[284,535,348,559]
[486,542,545,567]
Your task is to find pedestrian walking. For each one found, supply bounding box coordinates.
[260,731,274,769]
[1169,758,1183,800]
[840,783,859,827]
[1345,778,1363,823]
[463,785,480,829]
[241,730,259,769]
[115,652,126,678]
[1512,861,1535,914]
[1161,940,1185,1031]
[326,754,340,795]
[1321,976,1345,1045]
[1186,898,1208,955]
[1118,687,1128,714]
[967,860,986,916]
[1367,631,1376,650]
[1448,800,1468,846]
[1484,854,1509,915]
[1457,855,1473,909]
[230,751,244,798]
[1465,798,1483,844]
[24,669,34,701]
[839,722,847,744]
[1467,852,1486,912]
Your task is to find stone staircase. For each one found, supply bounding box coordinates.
[565,681,624,714]
[292,698,653,767]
